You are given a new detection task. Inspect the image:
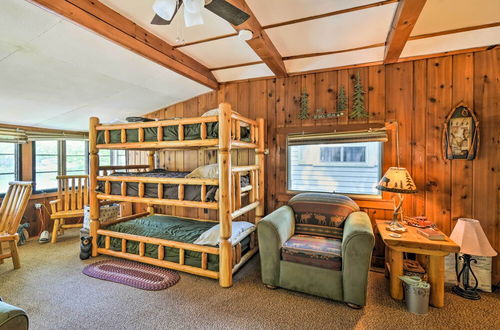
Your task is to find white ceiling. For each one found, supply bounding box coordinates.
[0,0,210,131]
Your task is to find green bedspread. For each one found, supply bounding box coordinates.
[97,122,251,144]
[98,215,250,271]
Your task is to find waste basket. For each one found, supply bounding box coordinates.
[400,276,430,314]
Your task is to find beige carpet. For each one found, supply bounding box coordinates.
[0,230,499,330]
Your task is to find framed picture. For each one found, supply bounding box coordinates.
[442,102,479,160]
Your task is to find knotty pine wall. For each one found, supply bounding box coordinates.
[135,48,499,282]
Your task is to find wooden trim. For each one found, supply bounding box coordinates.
[276,193,393,210]
[211,61,264,71]
[0,123,86,135]
[225,0,287,77]
[283,43,386,61]
[262,0,399,30]
[397,45,496,62]
[276,123,386,135]
[174,33,238,48]
[96,194,219,209]
[28,0,218,89]
[408,22,500,41]
[384,0,427,63]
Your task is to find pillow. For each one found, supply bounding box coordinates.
[193,221,255,246]
[201,109,249,127]
[186,164,218,179]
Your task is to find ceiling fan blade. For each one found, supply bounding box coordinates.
[151,14,171,25]
[205,0,250,26]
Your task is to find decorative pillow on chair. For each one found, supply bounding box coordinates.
[288,193,360,239]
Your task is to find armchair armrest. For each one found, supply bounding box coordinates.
[257,205,295,286]
[49,199,61,214]
[341,211,375,306]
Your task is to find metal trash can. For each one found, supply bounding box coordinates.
[400,276,430,314]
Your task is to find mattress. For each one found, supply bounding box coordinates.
[97,169,249,202]
[96,122,251,144]
[97,215,251,271]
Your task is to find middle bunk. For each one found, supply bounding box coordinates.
[88,102,266,288]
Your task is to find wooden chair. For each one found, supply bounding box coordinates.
[49,175,89,243]
[0,182,33,269]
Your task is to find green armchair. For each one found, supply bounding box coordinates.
[257,193,374,307]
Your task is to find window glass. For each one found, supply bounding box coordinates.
[0,143,17,194]
[66,140,87,175]
[288,141,382,196]
[100,150,126,166]
[34,141,59,191]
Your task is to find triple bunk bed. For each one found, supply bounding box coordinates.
[88,103,265,287]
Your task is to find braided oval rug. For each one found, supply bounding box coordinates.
[83,259,180,290]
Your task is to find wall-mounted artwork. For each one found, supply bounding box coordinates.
[442,103,479,160]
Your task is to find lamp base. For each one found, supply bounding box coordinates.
[452,285,480,300]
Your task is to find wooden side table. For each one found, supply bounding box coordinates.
[376,220,460,308]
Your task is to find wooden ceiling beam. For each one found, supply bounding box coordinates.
[225,0,287,78]
[27,0,219,89]
[384,0,427,63]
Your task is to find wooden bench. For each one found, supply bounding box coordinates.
[49,175,88,243]
[0,181,33,269]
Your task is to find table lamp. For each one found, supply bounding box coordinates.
[376,167,417,232]
[450,218,497,300]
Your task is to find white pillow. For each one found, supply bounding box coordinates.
[193,221,255,246]
[201,108,249,127]
[186,164,218,179]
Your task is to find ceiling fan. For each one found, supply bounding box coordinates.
[151,0,250,27]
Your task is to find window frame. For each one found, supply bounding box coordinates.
[286,137,384,199]
[0,143,21,197]
[99,149,128,167]
[32,140,89,194]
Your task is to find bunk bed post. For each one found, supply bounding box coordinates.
[147,150,155,170]
[89,117,100,257]
[255,118,266,223]
[218,102,233,288]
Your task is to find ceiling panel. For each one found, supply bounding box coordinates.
[179,36,261,68]
[100,0,235,45]
[0,0,211,131]
[247,0,385,26]
[266,3,398,57]
[412,0,500,36]
[284,47,384,73]
[212,63,273,82]
[402,27,500,58]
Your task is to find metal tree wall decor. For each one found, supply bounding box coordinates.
[337,85,347,113]
[312,108,344,120]
[297,90,310,120]
[442,102,480,160]
[350,73,369,119]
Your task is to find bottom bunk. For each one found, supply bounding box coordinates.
[95,214,257,280]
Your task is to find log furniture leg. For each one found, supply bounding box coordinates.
[8,240,20,269]
[384,245,390,278]
[428,255,445,308]
[51,219,60,243]
[389,248,404,300]
[0,243,4,264]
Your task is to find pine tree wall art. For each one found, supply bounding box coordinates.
[337,85,347,114]
[297,90,310,120]
[350,73,369,119]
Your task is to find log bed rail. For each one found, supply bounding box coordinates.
[88,102,265,288]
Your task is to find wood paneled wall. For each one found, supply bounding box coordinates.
[141,48,499,283]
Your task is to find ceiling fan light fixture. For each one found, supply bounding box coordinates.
[153,0,178,21]
[238,29,253,41]
[184,9,204,27]
[184,0,205,14]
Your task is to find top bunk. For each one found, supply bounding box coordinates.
[89,103,263,151]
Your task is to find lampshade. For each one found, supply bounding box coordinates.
[450,218,497,257]
[376,167,417,194]
[153,0,178,21]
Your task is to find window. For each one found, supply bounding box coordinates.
[34,141,60,192]
[287,131,386,196]
[99,150,127,166]
[66,140,88,175]
[33,140,89,192]
[0,143,19,195]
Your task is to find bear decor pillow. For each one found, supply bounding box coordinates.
[186,164,219,179]
[201,109,249,127]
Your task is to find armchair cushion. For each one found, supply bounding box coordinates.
[288,193,360,239]
[281,235,342,270]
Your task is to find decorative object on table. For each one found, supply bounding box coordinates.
[297,90,310,120]
[83,259,180,290]
[417,227,446,241]
[399,276,430,315]
[337,85,347,113]
[442,102,479,160]
[449,218,497,300]
[405,216,433,228]
[79,236,93,260]
[404,260,427,280]
[376,167,417,232]
[312,108,344,120]
[350,73,369,120]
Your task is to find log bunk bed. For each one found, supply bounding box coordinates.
[88,103,265,287]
